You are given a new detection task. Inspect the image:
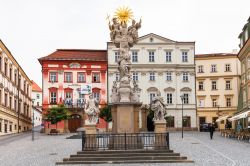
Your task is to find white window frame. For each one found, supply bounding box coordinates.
[149,72,155,81]
[166,72,172,81]
[166,93,172,104]
[212,81,217,90]
[149,51,155,62]
[182,51,188,62]
[226,80,231,90]
[183,72,189,82]
[225,64,231,72]
[198,65,204,73]
[211,64,217,72]
[132,51,138,63]
[166,51,172,62]
[132,72,138,81]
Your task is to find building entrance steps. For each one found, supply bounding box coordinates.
[56,149,194,165]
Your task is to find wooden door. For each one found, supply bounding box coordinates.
[68,114,82,132]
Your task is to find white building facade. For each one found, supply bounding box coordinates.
[108,33,197,130]
[31,81,42,127]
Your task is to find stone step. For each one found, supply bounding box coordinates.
[56,160,194,165]
[77,149,173,154]
[63,156,188,161]
[70,152,180,157]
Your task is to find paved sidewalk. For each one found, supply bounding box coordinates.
[0,131,249,166]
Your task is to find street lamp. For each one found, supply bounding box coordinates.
[180,95,184,138]
[32,99,35,141]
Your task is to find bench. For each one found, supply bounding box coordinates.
[50,129,59,135]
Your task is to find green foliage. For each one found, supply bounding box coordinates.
[99,106,112,122]
[45,105,69,125]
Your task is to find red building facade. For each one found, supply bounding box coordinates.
[38,49,107,133]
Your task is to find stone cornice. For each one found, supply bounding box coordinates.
[109,64,195,69]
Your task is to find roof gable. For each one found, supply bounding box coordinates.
[137,33,176,44]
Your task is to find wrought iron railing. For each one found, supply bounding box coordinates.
[81,132,169,151]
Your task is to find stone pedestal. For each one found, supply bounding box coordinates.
[154,120,167,149]
[111,102,141,133]
[63,120,70,133]
[140,109,148,131]
[84,124,97,134]
[84,124,97,150]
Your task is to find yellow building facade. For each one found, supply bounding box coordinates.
[195,53,241,130]
[0,40,32,136]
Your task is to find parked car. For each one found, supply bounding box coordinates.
[200,123,211,132]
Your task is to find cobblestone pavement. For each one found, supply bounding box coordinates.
[0,131,249,166]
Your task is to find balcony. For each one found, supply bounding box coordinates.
[64,98,86,112]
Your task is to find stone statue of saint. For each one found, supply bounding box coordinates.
[85,94,100,124]
[150,96,167,121]
[128,19,142,45]
[109,17,121,42]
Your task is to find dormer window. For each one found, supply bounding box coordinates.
[150,37,154,42]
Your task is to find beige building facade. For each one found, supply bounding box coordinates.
[108,33,197,130]
[0,40,32,136]
[195,53,241,130]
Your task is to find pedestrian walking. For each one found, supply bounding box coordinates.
[209,123,215,140]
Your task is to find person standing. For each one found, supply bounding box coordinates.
[209,123,215,139]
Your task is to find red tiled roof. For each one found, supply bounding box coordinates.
[31,80,42,92]
[195,53,237,58]
[38,49,107,63]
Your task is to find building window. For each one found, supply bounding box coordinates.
[9,96,12,109]
[92,73,100,83]
[0,121,2,132]
[166,93,172,104]
[212,99,217,107]
[198,81,204,90]
[166,72,172,81]
[225,64,231,72]
[183,116,191,127]
[14,72,17,85]
[198,65,204,73]
[49,72,57,82]
[183,94,189,104]
[50,92,57,104]
[4,93,7,107]
[14,99,17,111]
[132,51,138,62]
[182,51,188,62]
[115,73,120,81]
[149,72,155,81]
[77,72,85,83]
[115,51,120,62]
[149,93,156,102]
[149,51,155,62]
[166,51,172,62]
[183,72,188,82]
[226,98,231,107]
[65,92,72,99]
[93,92,100,101]
[37,102,39,106]
[198,99,205,107]
[4,62,7,76]
[212,81,217,90]
[36,94,40,99]
[132,72,138,81]
[166,116,175,127]
[4,124,7,133]
[211,65,217,72]
[226,80,231,90]
[64,72,73,83]
[9,67,12,81]
[24,81,26,93]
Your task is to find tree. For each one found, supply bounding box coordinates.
[45,105,69,129]
[99,106,112,123]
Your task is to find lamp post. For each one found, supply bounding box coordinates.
[32,99,35,141]
[180,95,184,138]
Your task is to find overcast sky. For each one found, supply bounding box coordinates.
[0,0,249,87]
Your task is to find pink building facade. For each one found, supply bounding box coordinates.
[38,49,107,133]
